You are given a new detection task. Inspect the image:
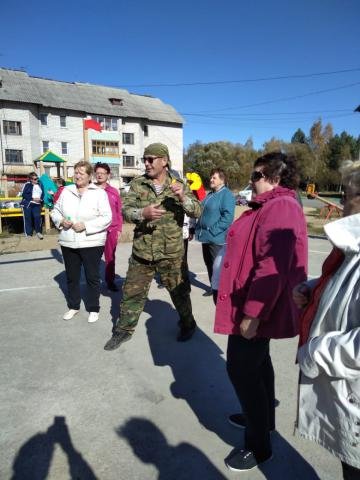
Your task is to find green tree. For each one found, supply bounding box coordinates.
[184,141,259,189]
[291,128,307,144]
[262,137,283,153]
[308,119,333,184]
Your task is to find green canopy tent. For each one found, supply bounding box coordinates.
[34,150,67,180]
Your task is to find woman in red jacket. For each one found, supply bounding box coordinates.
[214,152,308,472]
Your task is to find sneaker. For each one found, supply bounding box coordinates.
[228,413,275,432]
[177,321,196,342]
[63,309,80,320]
[88,312,99,323]
[107,283,119,292]
[36,232,44,240]
[225,449,273,472]
[104,330,132,351]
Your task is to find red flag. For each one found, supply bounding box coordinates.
[84,119,102,131]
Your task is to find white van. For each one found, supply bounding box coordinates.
[236,184,252,204]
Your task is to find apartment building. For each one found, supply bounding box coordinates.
[0,68,184,193]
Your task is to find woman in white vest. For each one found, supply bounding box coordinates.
[51,161,112,323]
[294,160,360,479]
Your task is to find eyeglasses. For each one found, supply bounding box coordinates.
[141,156,162,164]
[250,171,265,183]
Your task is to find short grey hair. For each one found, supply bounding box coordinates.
[340,160,360,193]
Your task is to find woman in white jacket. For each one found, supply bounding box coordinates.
[51,161,112,323]
[293,161,360,479]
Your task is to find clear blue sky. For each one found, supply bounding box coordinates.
[2,0,360,149]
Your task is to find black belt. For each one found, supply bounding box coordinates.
[132,253,157,265]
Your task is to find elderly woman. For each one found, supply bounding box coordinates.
[195,168,235,296]
[51,161,112,323]
[294,161,360,480]
[20,172,44,239]
[214,152,308,472]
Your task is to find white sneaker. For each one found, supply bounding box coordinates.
[88,312,99,323]
[63,309,80,320]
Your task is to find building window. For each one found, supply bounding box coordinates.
[42,141,49,153]
[123,155,135,168]
[109,164,120,179]
[122,119,126,125]
[92,140,119,156]
[91,116,117,131]
[61,142,68,155]
[40,113,48,125]
[143,125,149,137]
[3,120,22,135]
[122,133,134,144]
[60,115,66,127]
[109,98,123,106]
[5,149,23,164]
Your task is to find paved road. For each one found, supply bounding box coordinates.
[0,238,340,480]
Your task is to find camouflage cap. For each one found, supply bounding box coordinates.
[144,143,170,160]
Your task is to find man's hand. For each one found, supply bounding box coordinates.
[240,317,260,339]
[72,222,86,232]
[292,283,310,309]
[142,204,166,221]
[170,182,185,202]
[61,219,73,230]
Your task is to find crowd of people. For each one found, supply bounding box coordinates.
[23,142,359,477]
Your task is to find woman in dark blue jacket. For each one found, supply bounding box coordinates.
[195,168,235,296]
[21,172,44,238]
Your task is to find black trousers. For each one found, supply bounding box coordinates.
[201,242,222,285]
[342,462,360,480]
[227,335,275,462]
[61,246,104,312]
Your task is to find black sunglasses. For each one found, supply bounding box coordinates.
[250,171,265,183]
[141,156,162,164]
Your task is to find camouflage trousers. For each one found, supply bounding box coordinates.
[115,254,195,333]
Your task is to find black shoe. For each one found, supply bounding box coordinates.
[177,321,196,342]
[202,290,212,297]
[228,413,275,432]
[104,330,132,351]
[107,282,119,292]
[225,449,273,472]
[157,283,165,289]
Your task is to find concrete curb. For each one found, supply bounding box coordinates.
[0,224,134,255]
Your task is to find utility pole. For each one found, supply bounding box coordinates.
[354,105,360,160]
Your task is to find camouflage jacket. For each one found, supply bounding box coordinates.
[123,172,202,261]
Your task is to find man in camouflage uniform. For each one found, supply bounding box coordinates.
[104,143,201,351]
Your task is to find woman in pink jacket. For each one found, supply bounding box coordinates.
[214,152,308,472]
[94,162,123,291]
